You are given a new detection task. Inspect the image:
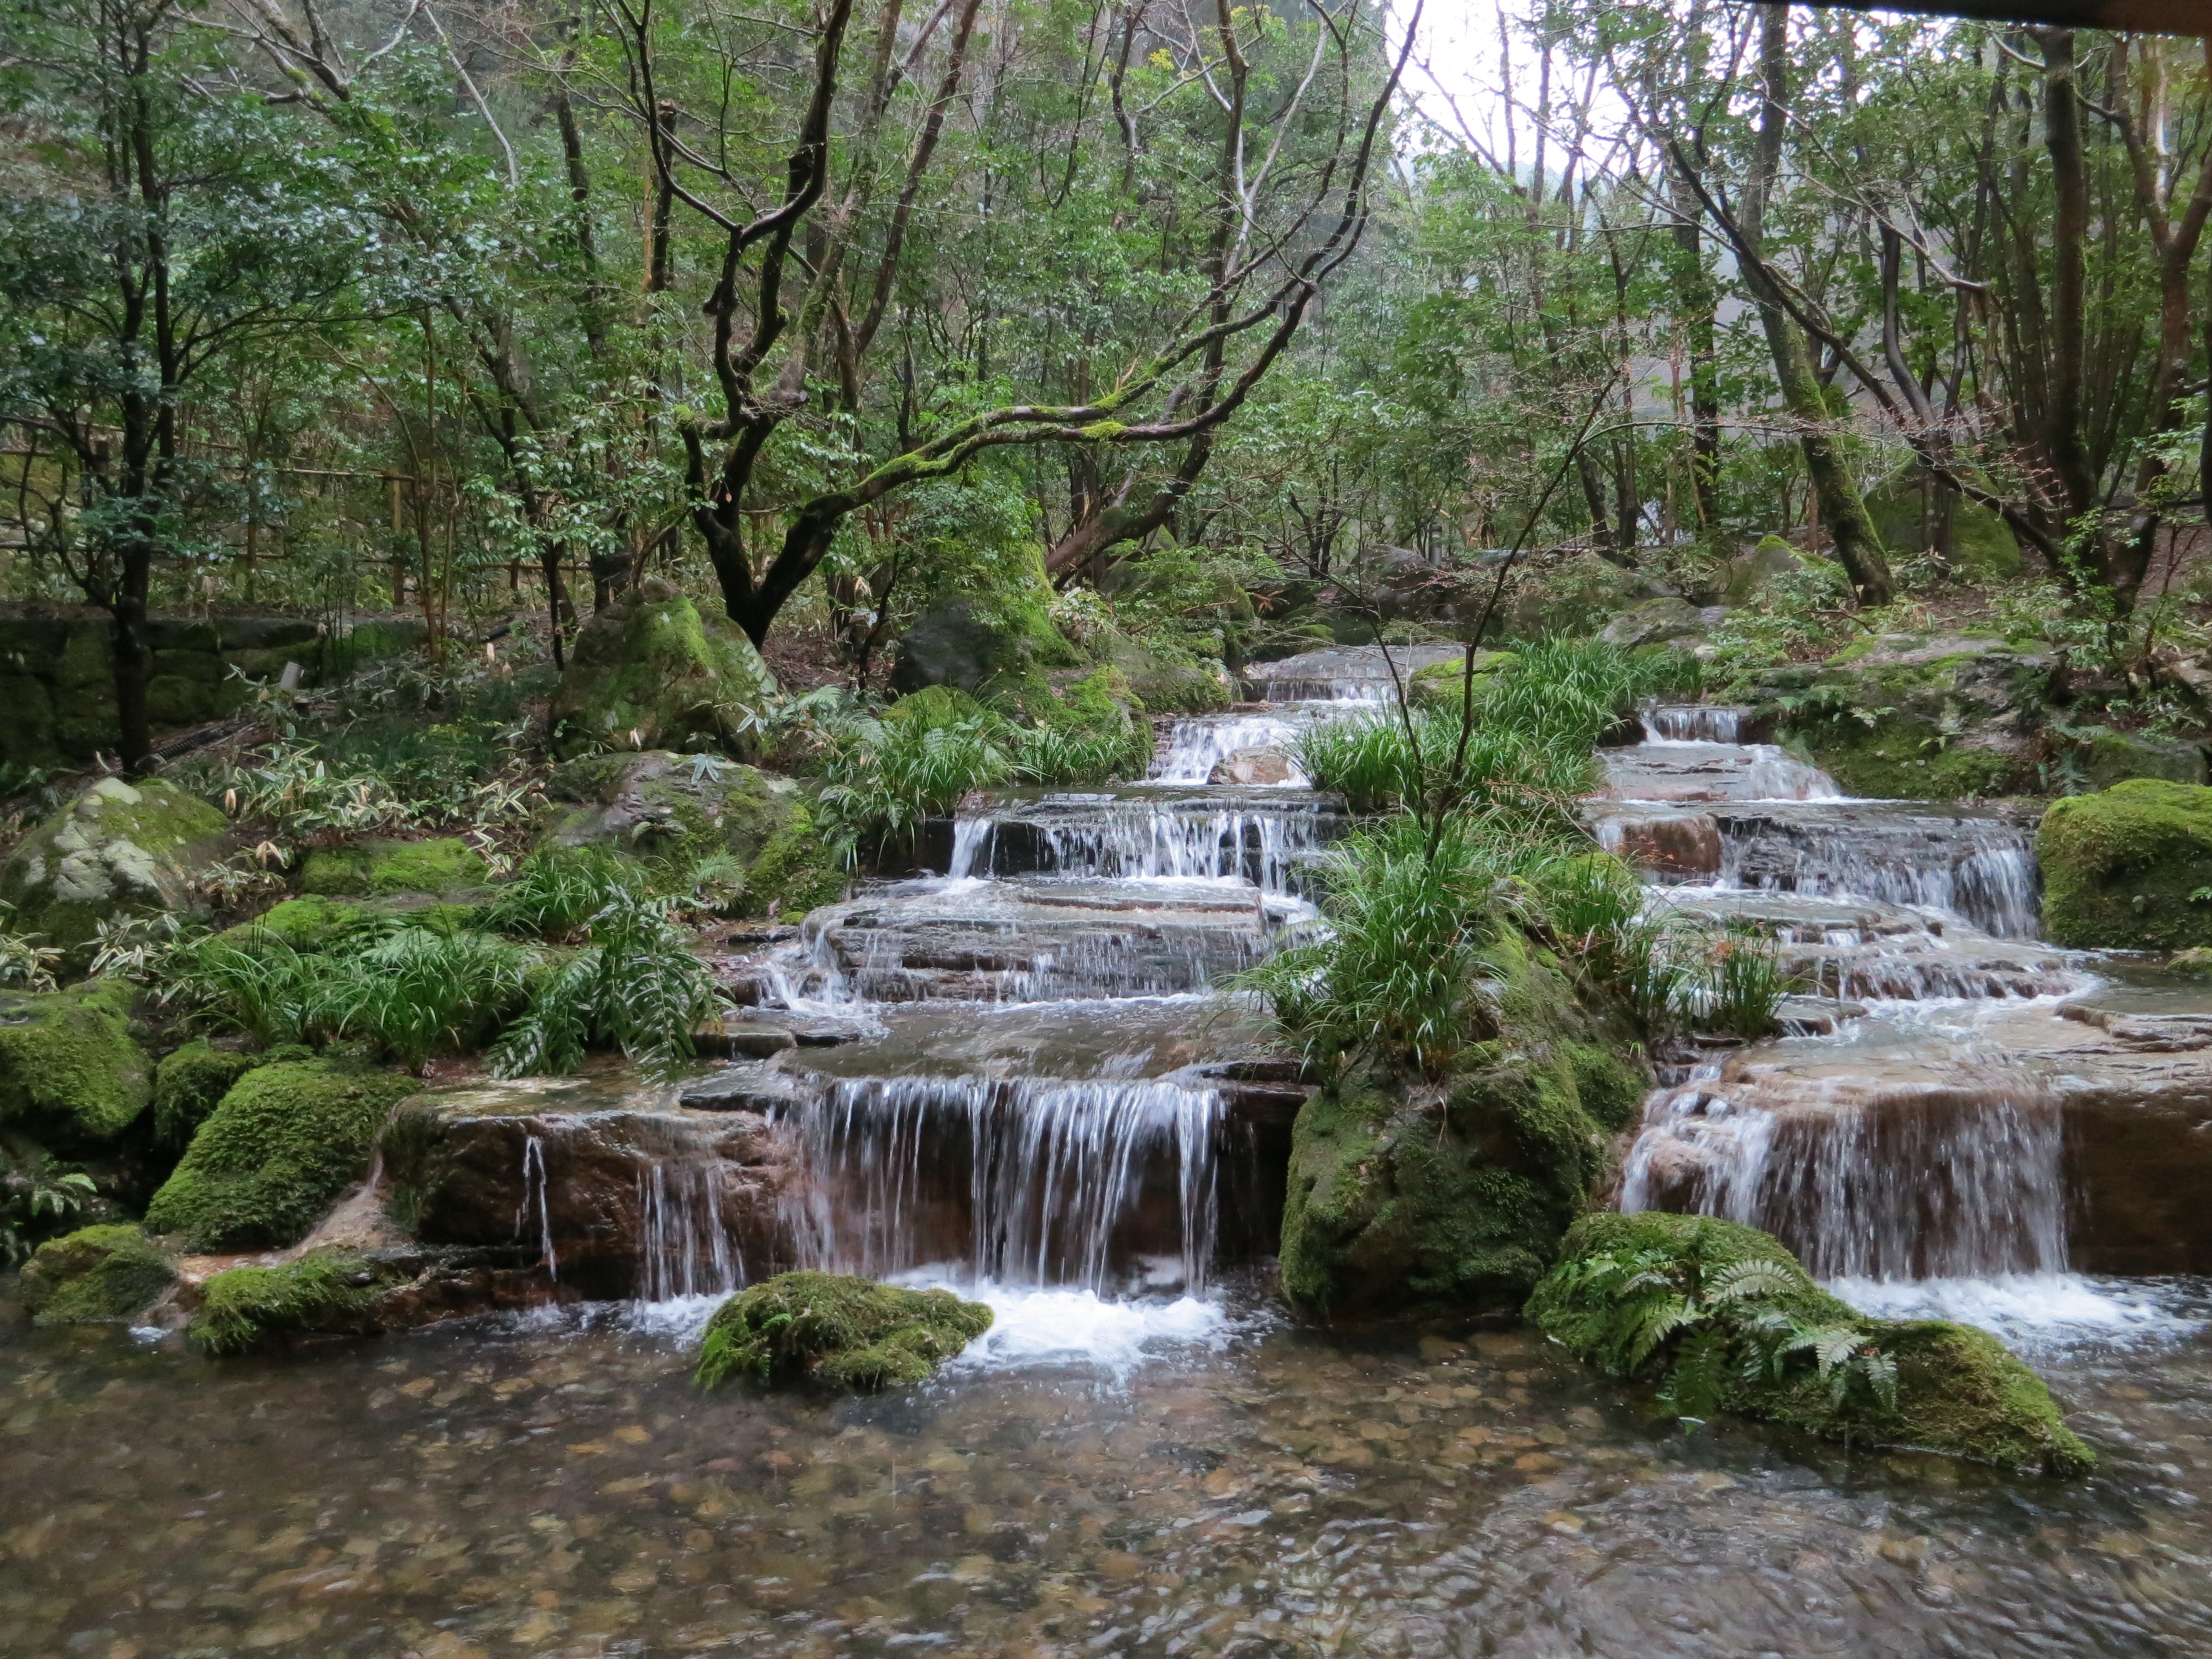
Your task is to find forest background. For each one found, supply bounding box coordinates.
[2,0,2209,771]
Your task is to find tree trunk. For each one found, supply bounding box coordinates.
[1667,186,1723,533]
[1744,4,1893,605]
[113,541,153,775]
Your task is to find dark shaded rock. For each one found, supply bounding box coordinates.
[549,577,776,758]
[891,589,1078,700]
[542,749,798,867]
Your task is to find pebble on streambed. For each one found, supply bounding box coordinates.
[692,1270,995,1391]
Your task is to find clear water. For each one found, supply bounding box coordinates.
[6,1278,2211,1659]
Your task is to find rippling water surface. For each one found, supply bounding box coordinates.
[4,1274,2211,1659]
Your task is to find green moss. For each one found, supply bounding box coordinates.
[1799,719,2020,800]
[19,1223,174,1326]
[1278,930,1639,1319]
[2039,778,2212,950]
[226,894,381,952]
[187,1248,378,1355]
[144,1061,417,1250]
[1407,653,1515,712]
[299,837,488,898]
[152,1041,260,1146]
[0,777,232,950]
[549,578,778,759]
[693,1271,994,1392]
[2064,726,2208,790]
[0,980,151,1145]
[1528,1212,2094,1476]
[742,805,849,921]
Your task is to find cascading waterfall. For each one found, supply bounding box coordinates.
[1150,712,1310,785]
[634,1158,745,1301]
[946,802,1327,893]
[1717,816,2041,940]
[1641,705,1747,743]
[778,1076,1222,1294]
[514,1133,559,1280]
[1620,1079,2068,1281]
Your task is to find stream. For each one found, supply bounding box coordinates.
[6,654,2212,1657]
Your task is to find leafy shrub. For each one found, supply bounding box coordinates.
[815,694,1016,857]
[482,844,650,940]
[489,900,718,1078]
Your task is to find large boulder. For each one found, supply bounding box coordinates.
[1598,597,1715,649]
[549,578,776,759]
[0,980,152,1146]
[890,587,1081,701]
[0,777,231,950]
[542,749,798,867]
[2039,777,2212,950]
[1276,930,1644,1319]
[2059,726,2209,791]
[144,1060,417,1250]
[298,836,489,899]
[1527,1211,2093,1476]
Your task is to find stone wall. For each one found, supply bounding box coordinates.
[0,614,424,766]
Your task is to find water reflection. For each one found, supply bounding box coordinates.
[3,1274,2210,1658]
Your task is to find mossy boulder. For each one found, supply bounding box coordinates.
[228,894,381,952]
[694,1270,994,1391]
[152,1041,265,1147]
[1407,651,1515,712]
[1278,929,1644,1320]
[542,750,798,869]
[1097,635,1233,715]
[1528,1212,2094,1476]
[890,583,1081,702]
[0,777,232,950]
[299,836,489,899]
[19,1223,174,1325]
[2039,777,2212,950]
[186,1248,380,1355]
[742,804,849,921]
[0,980,151,1146]
[144,1061,417,1250]
[2059,726,2209,791]
[549,576,778,759]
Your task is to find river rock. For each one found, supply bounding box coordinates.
[1207,747,1295,786]
[2062,725,2209,790]
[379,1076,801,1298]
[0,777,232,950]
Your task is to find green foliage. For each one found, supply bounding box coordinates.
[481,844,650,940]
[297,836,490,899]
[145,1061,416,1250]
[1529,1212,2094,1476]
[816,694,1016,858]
[19,1223,174,1324]
[221,742,541,843]
[693,1271,995,1392]
[488,900,717,1079]
[187,1249,377,1356]
[1,1167,101,1266]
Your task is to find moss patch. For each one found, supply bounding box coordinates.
[742,805,849,921]
[694,1271,994,1391]
[187,1248,378,1355]
[299,837,488,899]
[0,777,232,950]
[542,751,795,869]
[2039,778,2212,950]
[549,577,777,759]
[228,894,381,952]
[144,1061,417,1250]
[1528,1212,2093,1476]
[152,1041,265,1147]
[19,1223,174,1326]
[0,980,151,1146]
[1278,929,1641,1320]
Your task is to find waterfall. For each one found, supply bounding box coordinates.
[1620,1082,2068,1281]
[778,1076,1223,1293]
[634,1158,745,1301]
[946,801,1327,893]
[1641,705,1746,743]
[1715,812,2041,939]
[1150,712,1310,785]
[513,1133,558,1280]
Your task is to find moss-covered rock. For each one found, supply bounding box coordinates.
[542,749,797,870]
[144,1061,417,1250]
[1407,651,1515,712]
[1527,1211,2094,1476]
[2060,726,2209,791]
[694,1270,994,1391]
[549,577,777,759]
[152,1041,264,1147]
[229,894,382,952]
[890,584,1081,702]
[2039,778,2212,950]
[19,1223,174,1325]
[1097,635,1233,715]
[0,980,151,1146]
[742,804,849,921]
[0,777,232,950]
[1278,929,1644,1320]
[299,836,489,899]
[187,1248,380,1355]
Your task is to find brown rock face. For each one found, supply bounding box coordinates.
[1593,807,1724,879]
[379,1078,802,1299]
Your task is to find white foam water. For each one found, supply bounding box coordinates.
[924,1279,1236,1378]
[1830,1274,2206,1355]
[1151,712,1312,785]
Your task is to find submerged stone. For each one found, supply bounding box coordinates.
[0,777,232,950]
[187,1249,379,1355]
[2039,778,2212,950]
[1527,1211,2094,1477]
[145,1061,417,1250]
[0,980,152,1145]
[693,1270,994,1392]
[19,1223,174,1325]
